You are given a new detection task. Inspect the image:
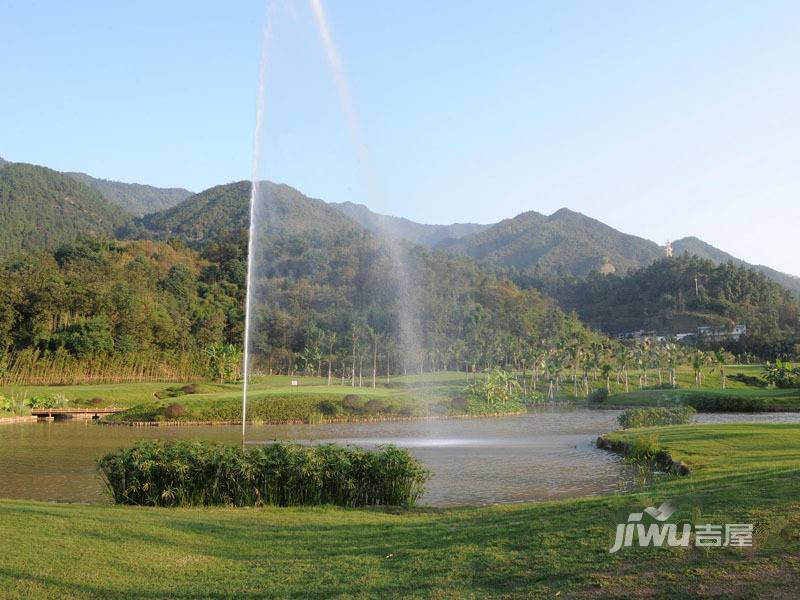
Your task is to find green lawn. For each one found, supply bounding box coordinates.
[1,423,799,598]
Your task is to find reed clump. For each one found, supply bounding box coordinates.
[98,440,430,508]
[617,406,696,429]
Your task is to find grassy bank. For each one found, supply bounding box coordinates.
[2,423,800,597]
[599,387,800,411]
[2,372,534,424]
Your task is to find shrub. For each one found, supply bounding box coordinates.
[87,397,105,406]
[398,406,413,417]
[98,440,430,508]
[342,395,363,411]
[587,387,609,403]
[0,395,30,416]
[465,369,524,413]
[26,396,59,409]
[523,391,546,406]
[618,406,696,429]
[316,399,341,417]
[364,399,386,415]
[450,396,469,412]
[163,403,187,418]
[180,384,202,394]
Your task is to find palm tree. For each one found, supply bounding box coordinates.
[600,362,613,392]
[324,331,337,386]
[691,350,708,388]
[713,348,728,389]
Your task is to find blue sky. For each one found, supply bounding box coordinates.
[2,1,799,275]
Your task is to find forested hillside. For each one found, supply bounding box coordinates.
[66,171,192,216]
[0,163,131,257]
[529,255,800,355]
[0,230,595,381]
[436,208,665,276]
[673,237,800,297]
[139,181,360,243]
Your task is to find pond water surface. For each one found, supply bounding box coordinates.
[2,407,799,506]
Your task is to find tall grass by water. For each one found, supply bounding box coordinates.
[617,406,696,429]
[98,440,430,508]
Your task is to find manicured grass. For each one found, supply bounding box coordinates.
[600,387,800,411]
[2,423,800,598]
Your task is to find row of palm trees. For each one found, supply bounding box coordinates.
[514,340,734,399]
[286,326,738,397]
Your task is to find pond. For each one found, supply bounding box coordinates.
[3,407,800,507]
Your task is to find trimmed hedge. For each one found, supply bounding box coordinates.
[682,394,764,412]
[98,440,430,508]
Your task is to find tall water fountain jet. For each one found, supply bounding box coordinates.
[242,0,426,443]
[242,2,273,443]
[308,0,425,382]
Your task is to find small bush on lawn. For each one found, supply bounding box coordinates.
[98,440,430,508]
[588,387,609,403]
[342,395,363,411]
[618,406,696,429]
[180,384,202,394]
[163,403,187,418]
[364,399,386,415]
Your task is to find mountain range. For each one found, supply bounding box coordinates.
[338,200,800,297]
[1,154,798,298]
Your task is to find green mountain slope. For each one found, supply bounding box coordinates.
[141,181,362,243]
[437,208,665,276]
[673,236,800,297]
[0,163,131,256]
[66,172,192,217]
[331,201,489,246]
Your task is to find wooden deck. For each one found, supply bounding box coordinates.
[31,407,124,420]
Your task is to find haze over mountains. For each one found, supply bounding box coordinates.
[331,201,490,246]
[1,154,798,299]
